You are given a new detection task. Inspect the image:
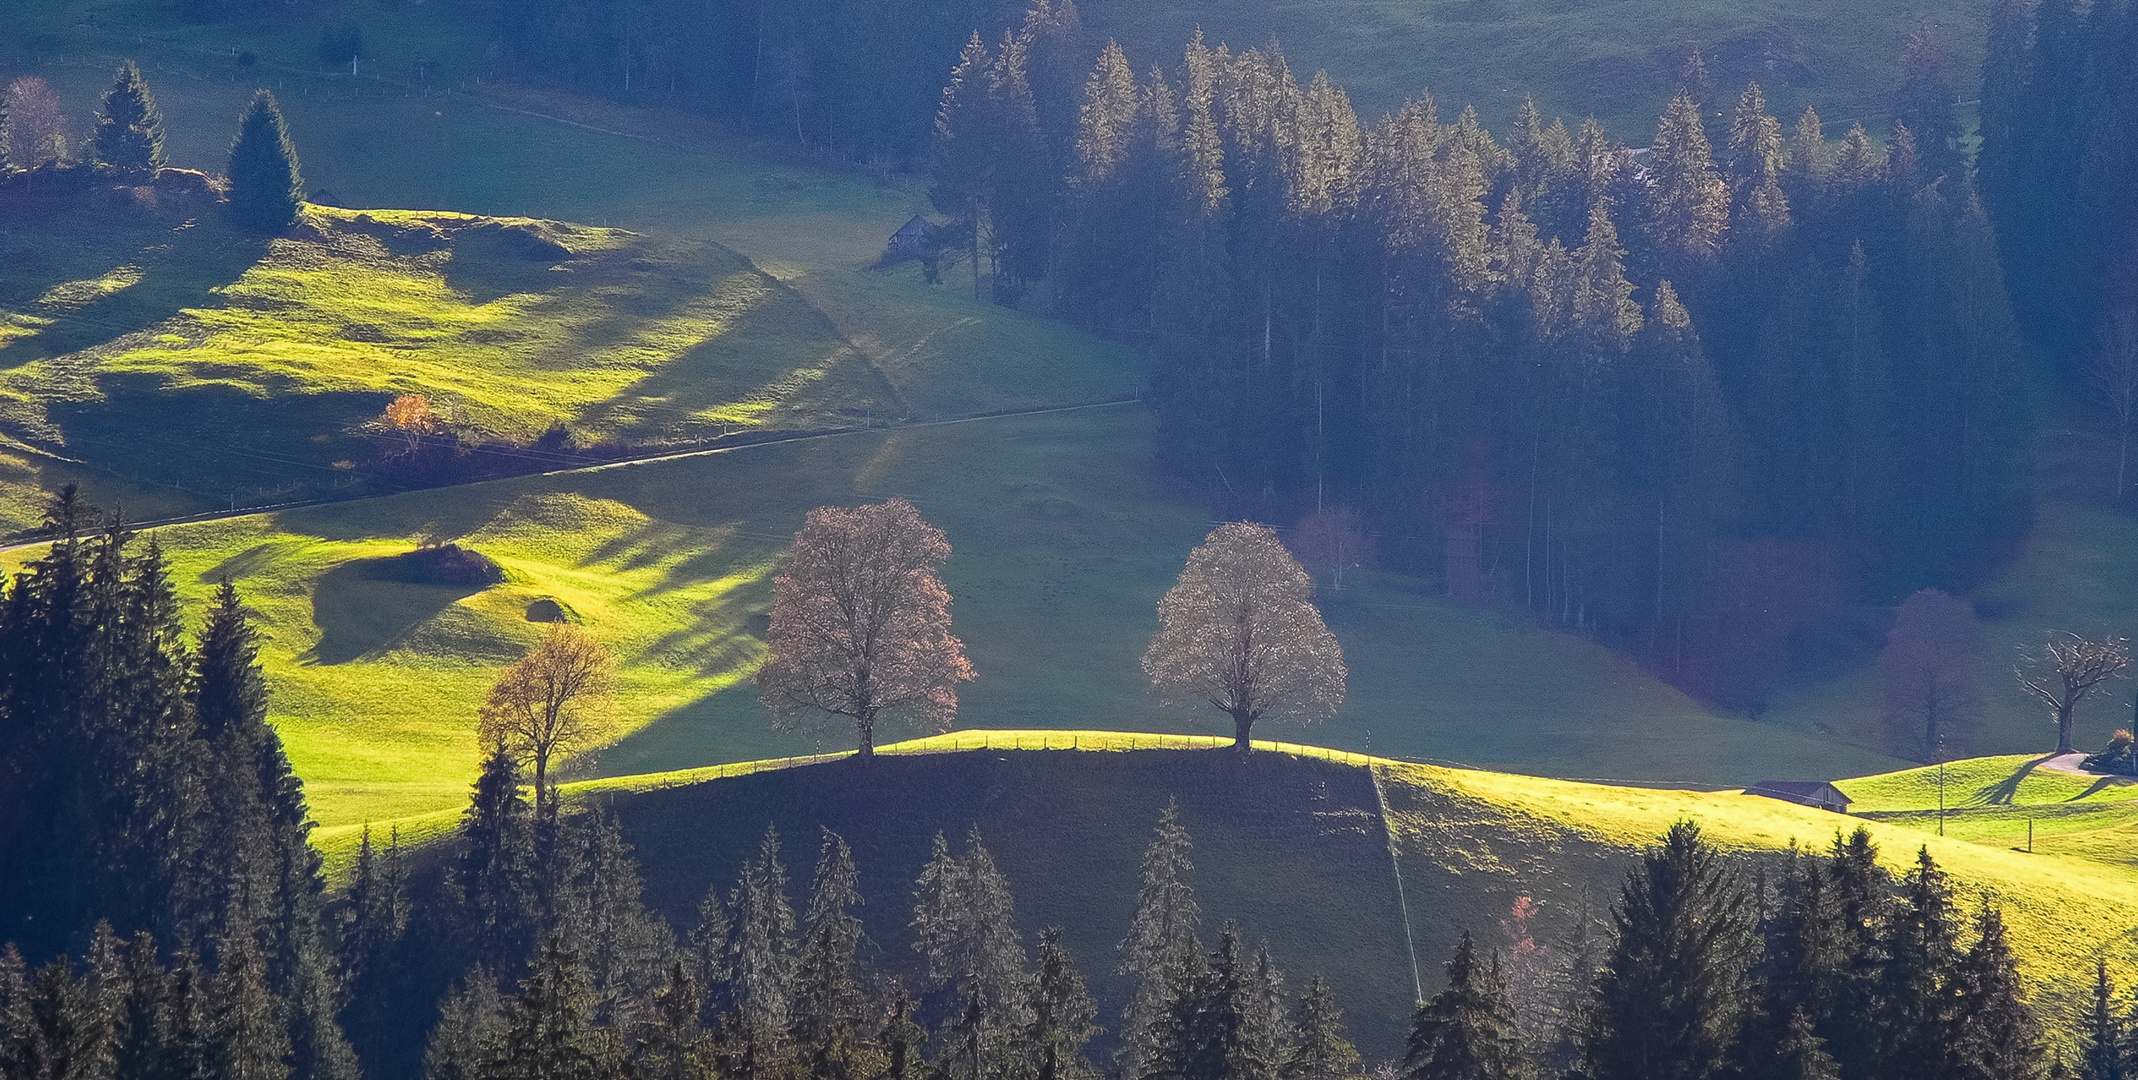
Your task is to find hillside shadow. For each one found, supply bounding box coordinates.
[2071,774,2138,801]
[1986,755,2060,805]
[44,376,387,495]
[0,206,271,368]
[305,558,493,664]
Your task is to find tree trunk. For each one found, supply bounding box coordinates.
[2057,703,2075,755]
[857,711,876,758]
[1232,711,1254,751]
[534,753,548,815]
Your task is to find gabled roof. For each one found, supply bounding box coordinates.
[1744,780,1853,810]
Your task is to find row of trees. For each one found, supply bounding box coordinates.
[754,500,1345,755]
[924,21,2033,712]
[1,62,307,230]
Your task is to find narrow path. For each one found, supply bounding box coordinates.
[1,397,1142,551]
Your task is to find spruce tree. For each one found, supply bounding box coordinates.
[1117,801,1202,1078]
[1893,30,1960,178]
[2080,959,2124,1080]
[631,962,707,1080]
[1400,932,1520,1080]
[930,34,995,299]
[791,829,865,1071]
[911,828,1027,1016]
[725,825,796,1047]
[1284,976,1359,1080]
[1024,928,1097,1080]
[488,935,610,1080]
[1575,822,1753,1080]
[212,911,292,1080]
[421,971,502,1080]
[1870,848,1962,1080]
[90,61,166,182]
[1646,91,1731,260]
[226,90,304,232]
[1950,905,2038,1080]
[455,747,537,975]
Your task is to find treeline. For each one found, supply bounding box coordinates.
[1978,0,2138,379]
[925,23,2035,711]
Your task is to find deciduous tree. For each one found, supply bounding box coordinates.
[756,498,973,758]
[479,623,617,813]
[1143,522,1346,750]
[2,77,71,175]
[383,395,440,456]
[1286,510,1371,592]
[1880,589,1984,761]
[2016,632,2130,755]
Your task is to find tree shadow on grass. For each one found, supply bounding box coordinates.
[305,557,494,664]
[1985,755,2061,805]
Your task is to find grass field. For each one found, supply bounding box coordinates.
[324,735,2137,1060]
[6,404,1917,832]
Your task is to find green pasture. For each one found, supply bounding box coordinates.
[3,405,1908,835]
[1834,754,2138,871]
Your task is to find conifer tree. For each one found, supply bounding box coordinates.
[912,828,1027,1015]
[1893,30,1960,178]
[1400,932,1520,1080]
[1829,124,1882,191]
[1571,200,1643,349]
[1787,109,1827,191]
[1284,976,1359,1080]
[226,90,304,232]
[489,935,611,1080]
[1075,41,1138,184]
[1117,801,1202,1078]
[1024,928,1097,1080]
[631,962,707,1080]
[547,808,672,1028]
[931,34,995,299]
[1871,848,1961,1080]
[160,943,217,1080]
[1646,91,1731,260]
[1740,850,1845,1080]
[90,61,165,182]
[725,826,796,1046]
[1575,822,1753,1080]
[213,910,292,1080]
[791,829,865,1070]
[2079,959,2124,1080]
[1950,905,2038,1080]
[455,748,537,975]
[422,971,502,1080]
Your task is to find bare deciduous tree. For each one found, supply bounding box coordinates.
[2,77,71,174]
[756,498,974,758]
[1285,508,1372,591]
[2098,305,2138,499]
[479,622,617,811]
[1880,588,1983,762]
[1143,522,1346,750]
[2015,631,2130,755]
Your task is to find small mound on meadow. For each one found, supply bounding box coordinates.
[371,543,505,587]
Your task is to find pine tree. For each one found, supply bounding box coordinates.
[632,962,707,1080]
[90,61,165,182]
[488,935,611,1080]
[1740,851,1846,1080]
[1075,40,1138,184]
[1575,822,1753,1080]
[422,971,502,1080]
[1400,932,1520,1080]
[212,910,292,1080]
[912,828,1027,1015]
[725,825,796,1047]
[1893,30,1960,178]
[1117,801,1202,1078]
[2079,959,2124,1080]
[791,829,865,1072]
[1284,976,1359,1080]
[1787,108,1827,192]
[1949,905,2038,1080]
[931,34,995,300]
[226,90,304,232]
[1646,91,1731,260]
[455,747,537,975]
[1829,124,1882,192]
[1571,199,1643,350]
[1024,928,1097,1080]
[1870,848,1962,1080]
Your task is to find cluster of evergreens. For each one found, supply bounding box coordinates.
[0,489,359,1080]
[2,62,306,231]
[925,20,2037,710]
[1977,0,2138,377]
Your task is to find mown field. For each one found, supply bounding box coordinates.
[359,735,2137,1060]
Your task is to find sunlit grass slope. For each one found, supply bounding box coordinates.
[4,407,1907,833]
[1835,755,2138,871]
[334,737,2137,1059]
[0,196,892,523]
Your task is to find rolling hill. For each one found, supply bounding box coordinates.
[348,733,2138,1061]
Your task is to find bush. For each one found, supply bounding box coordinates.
[371,543,504,587]
[2082,729,2138,775]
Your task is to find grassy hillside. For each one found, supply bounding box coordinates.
[1837,754,2138,870]
[0,195,898,527]
[6,405,1912,830]
[344,735,2136,1061]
